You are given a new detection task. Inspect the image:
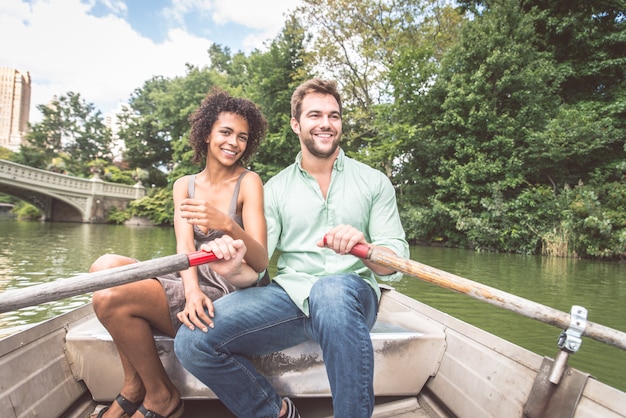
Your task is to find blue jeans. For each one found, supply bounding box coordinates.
[174,273,379,417]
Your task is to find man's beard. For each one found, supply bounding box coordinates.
[302,134,340,159]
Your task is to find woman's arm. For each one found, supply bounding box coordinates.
[222,171,269,274]
[172,176,202,293]
[173,176,218,331]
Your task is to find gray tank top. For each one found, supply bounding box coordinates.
[187,171,247,248]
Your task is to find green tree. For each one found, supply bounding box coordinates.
[17,92,113,176]
[398,0,562,249]
[117,76,172,173]
[207,44,252,91]
[244,15,313,180]
[399,0,625,258]
[0,147,14,161]
[519,0,626,189]
[294,0,463,177]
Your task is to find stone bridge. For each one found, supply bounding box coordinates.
[0,159,146,223]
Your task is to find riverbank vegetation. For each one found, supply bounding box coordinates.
[2,0,624,260]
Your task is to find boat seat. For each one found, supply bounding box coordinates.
[65,287,446,401]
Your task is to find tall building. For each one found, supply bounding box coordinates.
[104,103,127,163]
[0,67,31,152]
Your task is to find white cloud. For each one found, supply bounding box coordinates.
[211,0,297,50]
[211,0,295,31]
[0,0,299,123]
[164,0,298,51]
[96,0,128,15]
[165,0,295,32]
[164,0,213,26]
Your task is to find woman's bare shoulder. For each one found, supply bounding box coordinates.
[241,170,263,187]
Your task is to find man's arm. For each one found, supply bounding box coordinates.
[318,226,399,276]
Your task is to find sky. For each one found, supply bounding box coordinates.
[0,0,300,122]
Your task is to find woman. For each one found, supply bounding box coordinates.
[90,88,268,418]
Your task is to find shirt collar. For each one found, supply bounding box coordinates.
[295,148,345,172]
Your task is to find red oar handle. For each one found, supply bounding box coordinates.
[349,243,372,259]
[323,235,372,259]
[187,250,219,266]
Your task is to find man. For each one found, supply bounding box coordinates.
[175,78,409,417]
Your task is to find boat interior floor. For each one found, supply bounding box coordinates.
[240,396,443,418]
[67,394,446,418]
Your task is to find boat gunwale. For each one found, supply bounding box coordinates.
[0,303,94,356]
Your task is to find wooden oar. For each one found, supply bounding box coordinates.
[350,243,626,352]
[0,250,217,314]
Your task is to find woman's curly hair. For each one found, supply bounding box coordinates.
[189,88,267,166]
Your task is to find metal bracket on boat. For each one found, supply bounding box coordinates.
[557,305,587,353]
[549,305,587,384]
[523,306,590,418]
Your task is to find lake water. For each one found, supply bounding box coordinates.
[0,218,624,392]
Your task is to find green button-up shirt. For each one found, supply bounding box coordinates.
[264,149,409,315]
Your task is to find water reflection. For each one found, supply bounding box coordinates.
[0,219,177,334]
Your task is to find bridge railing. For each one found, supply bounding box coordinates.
[0,159,145,200]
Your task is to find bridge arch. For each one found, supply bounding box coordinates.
[0,160,145,223]
[0,181,86,222]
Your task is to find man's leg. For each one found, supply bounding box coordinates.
[174,283,308,417]
[308,274,379,418]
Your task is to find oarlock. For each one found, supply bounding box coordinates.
[549,305,587,384]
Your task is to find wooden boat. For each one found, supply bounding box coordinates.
[1,247,625,418]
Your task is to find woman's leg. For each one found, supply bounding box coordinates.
[91,255,180,418]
